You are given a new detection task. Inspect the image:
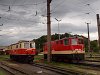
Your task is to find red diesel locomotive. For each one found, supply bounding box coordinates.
[9,40,37,63]
[43,37,85,62]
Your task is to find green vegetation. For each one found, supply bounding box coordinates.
[0,70,5,75]
[0,55,10,61]
[90,40,100,52]
[34,55,44,61]
[0,68,11,75]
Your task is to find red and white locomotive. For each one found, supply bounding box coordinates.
[9,40,37,63]
[43,36,85,62]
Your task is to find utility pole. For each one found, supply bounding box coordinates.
[86,23,91,52]
[47,0,52,62]
[55,18,61,40]
[96,14,100,50]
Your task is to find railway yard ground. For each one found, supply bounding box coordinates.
[0,53,100,75]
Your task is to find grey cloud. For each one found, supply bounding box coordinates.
[0,0,99,45]
[52,22,97,34]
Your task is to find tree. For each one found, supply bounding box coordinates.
[90,40,99,52]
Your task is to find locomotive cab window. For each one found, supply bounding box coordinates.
[24,42,30,48]
[30,43,32,48]
[16,45,18,48]
[71,39,77,45]
[64,39,68,45]
[31,43,35,48]
[78,39,83,44]
[20,43,21,48]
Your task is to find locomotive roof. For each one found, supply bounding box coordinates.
[44,36,83,44]
[18,40,30,43]
[54,36,83,41]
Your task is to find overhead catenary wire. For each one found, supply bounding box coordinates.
[0,0,65,25]
[50,0,90,19]
[51,0,88,15]
[51,0,98,16]
[0,0,93,27]
[0,13,47,28]
[0,0,48,26]
[0,1,98,32]
[50,0,65,14]
[1,16,44,24]
[86,4,97,14]
[79,0,97,14]
[51,0,96,24]
[0,1,46,6]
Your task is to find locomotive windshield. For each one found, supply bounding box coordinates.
[24,42,30,48]
[78,39,84,44]
[30,43,35,48]
[24,42,35,48]
[71,39,77,45]
[64,39,69,45]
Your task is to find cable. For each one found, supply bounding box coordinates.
[78,0,97,14]
[51,0,65,14]
[51,0,85,14]
[0,0,47,25]
[86,4,97,14]
[66,12,91,19]
[0,1,46,6]
[2,17,43,24]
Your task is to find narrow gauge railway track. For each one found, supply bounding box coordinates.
[85,59,100,62]
[0,62,28,75]
[74,61,100,69]
[31,63,86,75]
[86,56,100,58]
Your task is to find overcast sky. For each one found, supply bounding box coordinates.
[0,0,100,46]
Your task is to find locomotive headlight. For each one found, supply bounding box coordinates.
[75,49,79,50]
[75,49,81,50]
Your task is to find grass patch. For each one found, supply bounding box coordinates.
[0,71,5,75]
[0,68,11,75]
[43,61,78,68]
[42,61,98,75]
[34,55,44,61]
[0,55,10,61]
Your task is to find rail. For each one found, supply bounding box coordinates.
[31,63,86,75]
[0,62,28,75]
